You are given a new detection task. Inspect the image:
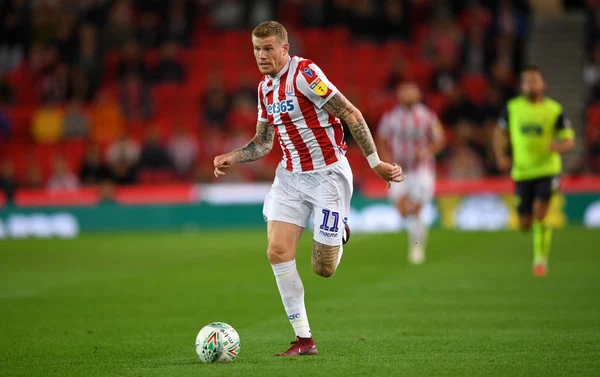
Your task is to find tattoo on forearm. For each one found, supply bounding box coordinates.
[347,118,377,156]
[232,121,274,164]
[323,93,376,157]
[312,241,340,276]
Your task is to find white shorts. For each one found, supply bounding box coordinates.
[263,157,353,246]
[389,168,435,204]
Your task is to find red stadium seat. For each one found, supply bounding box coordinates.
[425,92,448,115]
[460,74,489,106]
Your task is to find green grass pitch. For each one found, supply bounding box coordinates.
[1,228,600,377]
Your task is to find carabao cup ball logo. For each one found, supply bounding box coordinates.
[199,330,221,363]
[196,322,241,363]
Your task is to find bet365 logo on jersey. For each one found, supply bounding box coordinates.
[267,100,295,115]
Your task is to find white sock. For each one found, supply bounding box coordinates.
[408,215,427,249]
[272,260,311,338]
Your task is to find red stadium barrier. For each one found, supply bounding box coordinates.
[2,177,600,207]
[362,176,600,198]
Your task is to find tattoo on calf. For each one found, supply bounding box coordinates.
[312,241,340,275]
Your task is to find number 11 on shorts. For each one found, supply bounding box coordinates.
[320,209,340,233]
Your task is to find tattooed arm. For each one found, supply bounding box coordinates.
[213,121,274,177]
[323,93,376,157]
[323,92,405,185]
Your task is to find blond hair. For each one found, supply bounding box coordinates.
[252,21,288,43]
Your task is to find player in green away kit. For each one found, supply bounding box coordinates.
[494,65,575,277]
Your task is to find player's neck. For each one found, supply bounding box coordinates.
[525,94,544,103]
[268,55,290,78]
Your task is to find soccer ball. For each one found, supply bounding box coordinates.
[195,322,241,363]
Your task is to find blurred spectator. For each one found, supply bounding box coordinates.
[458,0,492,32]
[489,58,516,103]
[0,0,30,72]
[448,120,485,179]
[110,154,138,185]
[168,126,198,178]
[38,47,71,102]
[432,51,461,94]
[137,11,161,48]
[202,78,229,130]
[381,0,411,41]
[154,42,185,83]
[63,99,90,139]
[461,25,492,74]
[443,87,480,125]
[163,0,193,46]
[583,42,600,104]
[74,24,102,100]
[117,40,149,83]
[349,0,379,40]
[0,160,17,205]
[24,157,43,189]
[302,0,327,27]
[90,90,125,144]
[424,18,462,68]
[103,0,135,51]
[47,155,79,192]
[79,144,111,185]
[0,72,14,105]
[493,0,528,39]
[227,94,257,131]
[386,56,408,91]
[0,110,11,143]
[590,132,600,173]
[211,0,245,29]
[31,1,58,47]
[99,180,117,203]
[120,75,153,120]
[55,13,78,64]
[106,132,140,168]
[31,99,64,144]
[138,128,172,170]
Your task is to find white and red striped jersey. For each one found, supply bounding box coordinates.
[257,56,347,172]
[377,103,440,172]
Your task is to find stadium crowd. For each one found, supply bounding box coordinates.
[0,0,594,202]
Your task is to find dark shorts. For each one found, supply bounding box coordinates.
[515,176,559,215]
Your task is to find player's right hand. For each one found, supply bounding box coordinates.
[213,153,236,177]
[496,155,511,172]
[373,162,406,188]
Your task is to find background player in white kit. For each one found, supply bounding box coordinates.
[213,21,405,356]
[377,82,445,264]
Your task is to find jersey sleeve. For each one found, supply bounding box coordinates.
[554,112,575,140]
[257,83,268,122]
[428,111,443,142]
[498,105,509,130]
[295,60,339,109]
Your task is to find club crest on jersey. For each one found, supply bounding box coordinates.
[285,83,294,95]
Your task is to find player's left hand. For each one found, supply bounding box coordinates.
[213,153,236,177]
[373,162,406,188]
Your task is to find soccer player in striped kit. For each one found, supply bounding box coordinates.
[213,21,405,356]
[377,82,445,264]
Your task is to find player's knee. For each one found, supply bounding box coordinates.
[519,218,532,232]
[267,242,293,264]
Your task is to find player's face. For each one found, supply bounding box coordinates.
[521,71,545,99]
[398,83,421,106]
[252,35,290,76]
